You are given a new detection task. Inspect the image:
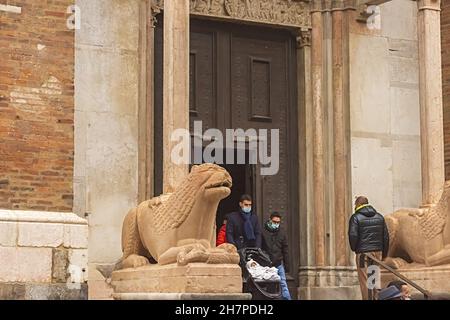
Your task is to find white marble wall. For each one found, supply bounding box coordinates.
[0,210,88,285]
[74,0,141,291]
[350,0,421,215]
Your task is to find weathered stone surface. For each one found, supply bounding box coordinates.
[18,222,63,247]
[113,292,252,300]
[381,0,417,41]
[349,0,421,220]
[24,283,88,300]
[75,0,140,51]
[390,87,420,136]
[389,56,419,85]
[0,210,87,225]
[112,263,242,294]
[381,265,450,298]
[388,39,418,60]
[88,266,114,300]
[351,136,394,214]
[0,221,17,247]
[162,0,190,194]
[417,0,445,205]
[350,34,390,135]
[392,140,422,210]
[75,0,140,267]
[0,247,52,282]
[298,267,359,288]
[52,248,69,283]
[88,280,114,300]
[0,283,25,300]
[298,286,361,300]
[68,249,88,283]
[443,1,450,181]
[63,224,88,249]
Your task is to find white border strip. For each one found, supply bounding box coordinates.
[0,209,87,225]
[0,4,22,14]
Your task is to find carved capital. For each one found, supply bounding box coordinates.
[417,0,441,12]
[297,29,312,48]
[331,0,357,10]
[312,0,356,12]
[332,0,346,10]
[355,3,370,22]
[150,0,163,27]
[311,0,324,12]
[355,0,392,22]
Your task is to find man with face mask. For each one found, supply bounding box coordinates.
[226,194,262,250]
[262,212,291,300]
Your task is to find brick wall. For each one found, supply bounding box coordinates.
[0,1,74,211]
[442,1,450,180]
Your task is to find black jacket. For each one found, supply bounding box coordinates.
[261,221,290,272]
[226,210,262,250]
[348,205,390,258]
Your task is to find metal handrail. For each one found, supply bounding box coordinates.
[363,253,432,300]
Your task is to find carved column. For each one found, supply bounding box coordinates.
[138,2,161,202]
[163,0,190,193]
[331,0,351,266]
[417,0,445,206]
[311,1,326,267]
[297,28,314,268]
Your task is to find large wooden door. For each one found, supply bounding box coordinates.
[189,19,299,295]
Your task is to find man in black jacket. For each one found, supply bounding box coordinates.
[348,196,389,300]
[226,194,262,250]
[262,212,291,300]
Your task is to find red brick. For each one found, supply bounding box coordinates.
[0,0,74,212]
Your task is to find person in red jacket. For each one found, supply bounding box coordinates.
[216,217,228,246]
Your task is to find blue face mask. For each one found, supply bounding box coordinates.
[270,222,280,230]
[242,207,252,214]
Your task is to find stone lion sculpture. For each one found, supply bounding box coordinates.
[119,163,240,269]
[384,181,450,269]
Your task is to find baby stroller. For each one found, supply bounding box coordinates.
[238,247,282,300]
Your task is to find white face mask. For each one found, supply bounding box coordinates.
[242,207,251,214]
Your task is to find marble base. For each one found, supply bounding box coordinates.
[298,266,361,300]
[381,264,450,297]
[113,293,252,300]
[111,263,243,295]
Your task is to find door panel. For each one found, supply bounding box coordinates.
[189,19,298,295]
[189,30,216,130]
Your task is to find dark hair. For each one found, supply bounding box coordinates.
[270,211,282,219]
[240,194,252,202]
[387,280,407,291]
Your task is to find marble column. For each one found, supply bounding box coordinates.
[417,0,445,206]
[331,1,351,266]
[311,3,326,267]
[138,1,159,202]
[297,28,314,268]
[163,0,190,193]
